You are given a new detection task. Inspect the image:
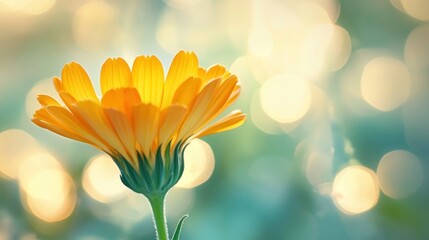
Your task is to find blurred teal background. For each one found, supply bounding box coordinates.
[1,0,429,239]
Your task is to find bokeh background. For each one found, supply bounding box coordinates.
[1,0,429,239]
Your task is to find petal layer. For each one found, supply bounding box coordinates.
[162,51,198,108]
[196,111,246,138]
[61,62,98,101]
[132,55,164,106]
[100,58,132,95]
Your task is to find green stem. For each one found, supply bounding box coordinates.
[148,193,169,240]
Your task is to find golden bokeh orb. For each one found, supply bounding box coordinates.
[175,139,215,189]
[332,165,380,215]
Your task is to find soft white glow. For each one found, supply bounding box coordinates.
[248,25,274,57]
[175,139,215,188]
[162,0,202,9]
[0,129,39,179]
[322,24,352,72]
[309,0,340,23]
[156,9,179,53]
[223,0,252,49]
[19,152,62,191]
[72,1,119,51]
[361,57,411,111]
[82,154,128,203]
[21,0,55,15]
[332,165,380,215]
[400,0,429,20]
[299,24,351,79]
[0,0,31,10]
[25,169,76,222]
[250,91,276,135]
[239,1,341,79]
[0,0,55,14]
[377,150,423,199]
[230,55,267,85]
[18,152,76,222]
[260,74,312,123]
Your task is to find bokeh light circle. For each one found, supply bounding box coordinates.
[162,0,202,9]
[175,139,215,189]
[21,0,56,15]
[25,169,76,222]
[18,152,76,222]
[300,24,351,78]
[332,165,380,215]
[404,24,429,71]
[377,150,423,199]
[361,57,411,111]
[0,0,31,10]
[400,0,429,21]
[250,90,297,135]
[82,154,128,203]
[321,24,352,72]
[248,26,274,57]
[19,152,62,191]
[72,1,119,51]
[260,74,312,123]
[0,129,39,179]
[0,0,55,15]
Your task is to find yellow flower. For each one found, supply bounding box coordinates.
[32,51,245,195]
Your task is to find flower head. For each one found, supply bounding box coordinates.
[32,51,245,196]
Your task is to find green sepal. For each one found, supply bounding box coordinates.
[138,152,155,190]
[112,141,190,197]
[153,144,165,188]
[171,214,188,240]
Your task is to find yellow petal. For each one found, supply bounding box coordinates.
[162,51,198,108]
[32,117,91,145]
[53,77,63,93]
[100,58,132,95]
[59,92,90,128]
[133,104,160,157]
[197,67,206,79]
[171,77,202,107]
[44,107,108,150]
[199,75,238,126]
[37,95,61,107]
[218,84,241,114]
[61,62,99,101]
[70,101,129,160]
[104,108,137,163]
[59,91,76,108]
[58,92,119,146]
[34,106,111,153]
[177,78,221,139]
[159,104,187,146]
[132,55,164,106]
[101,88,141,117]
[59,92,95,130]
[202,65,227,84]
[196,111,246,138]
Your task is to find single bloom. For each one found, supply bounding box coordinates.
[32,51,246,196]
